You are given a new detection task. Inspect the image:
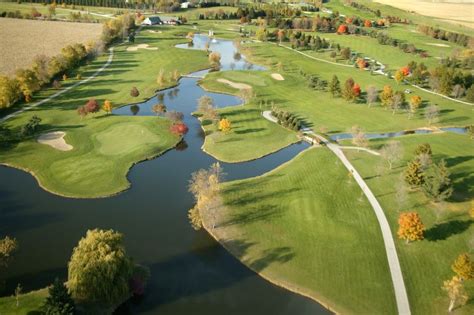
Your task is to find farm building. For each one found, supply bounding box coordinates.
[141,16,182,26]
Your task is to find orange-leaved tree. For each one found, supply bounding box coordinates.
[397,212,425,243]
[102,100,112,114]
[219,118,232,133]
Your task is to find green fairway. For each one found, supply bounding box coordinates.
[210,147,397,314]
[0,288,47,315]
[342,132,474,314]
[0,27,209,198]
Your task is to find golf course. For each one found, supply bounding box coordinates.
[0,0,473,314]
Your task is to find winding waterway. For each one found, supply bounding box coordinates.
[0,35,331,314]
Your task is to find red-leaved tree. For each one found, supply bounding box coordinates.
[170,122,189,135]
[337,24,348,34]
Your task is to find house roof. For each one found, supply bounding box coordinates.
[146,16,162,23]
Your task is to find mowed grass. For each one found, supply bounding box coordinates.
[0,27,209,197]
[199,70,298,162]
[0,288,47,315]
[0,18,102,75]
[214,148,397,314]
[343,132,474,314]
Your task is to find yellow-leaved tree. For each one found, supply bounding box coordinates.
[102,100,112,114]
[219,118,232,133]
[451,253,474,281]
[442,276,468,312]
[397,212,424,243]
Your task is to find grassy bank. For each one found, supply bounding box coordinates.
[204,147,397,314]
[0,27,209,198]
[0,288,47,315]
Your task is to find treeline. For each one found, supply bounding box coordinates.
[0,13,134,110]
[417,25,473,48]
[344,0,409,24]
[271,109,302,131]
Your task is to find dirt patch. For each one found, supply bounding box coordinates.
[426,42,450,47]
[0,18,101,76]
[37,131,73,151]
[126,44,158,52]
[271,73,285,81]
[217,78,252,90]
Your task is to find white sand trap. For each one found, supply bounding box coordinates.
[38,131,73,151]
[147,30,162,34]
[426,42,450,47]
[217,78,252,90]
[271,73,284,81]
[126,44,158,52]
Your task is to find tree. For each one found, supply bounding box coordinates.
[130,87,139,97]
[165,111,184,122]
[394,69,405,84]
[238,88,254,104]
[380,140,403,169]
[219,118,232,132]
[422,159,453,202]
[209,51,221,69]
[466,86,474,102]
[340,47,351,60]
[366,85,378,107]
[351,125,368,148]
[352,83,361,97]
[414,143,432,156]
[364,20,372,27]
[156,69,167,88]
[329,75,341,97]
[391,91,405,114]
[425,105,440,125]
[337,24,348,34]
[404,158,425,187]
[277,29,285,44]
[342,78,356,102]
[0,236,18,268]
[442,276,468,312]
[102,100,112,114]
[451,253,474,281]
[152,103,166,115]
[397,212,424,243]
[379,85,393,108]
[188,205,202,230]
[0,76,21,109]
[356,58,367,70]
[169,122,189,135]
[16,69,40,102]
[42,278,75,315]
[15,284,22,307]
[21,115,42,137]
[85,99,99,114]
[68,229,134,307]
[197,95,218,120]
[409,95,422,118]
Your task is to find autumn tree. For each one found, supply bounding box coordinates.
[356,58,367,70]
[366,85,378,107]
[379,85,394,108]
[329,75,341,97]
[209,51,221,69]
[170,122,189,135]
[16,69,40,102]
[68,229,134,307]
[442,276,468,312]
[0,76,21,109]
[342,78,357,102]
[152,103,167,115]
[239,88,254,104]
[409,95,422,118]
[102,100,112,114]
[188,163,225,229]
[397,212,425,243]
[130,87,139,98]
[414,143,432,157]
[451,253,474,281]
[391,91,405,114]
[394,69,406,84]
[156,69,167,88]
[340,47,351,60]
[0,236,18,269]
[197,95,218,121]
[219,118,232,132]
[425,105,439,125]
[380,140,403,169]
[277,29,285,44]
[42,278,75,315]
[337,24,348,34]
[404,158,425,187]
[422,159,453,202]
[351,125,368,148]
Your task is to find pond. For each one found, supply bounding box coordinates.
[0,35,330,314]
[329,127,467,141]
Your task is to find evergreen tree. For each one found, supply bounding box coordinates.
[42,278,75,315]
[422,159,453,202]
[404,158,424,187]
[329,75,341,97]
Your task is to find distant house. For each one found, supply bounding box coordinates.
[141,16,182,26]
[142,16,162,25]
[181,2,193,9]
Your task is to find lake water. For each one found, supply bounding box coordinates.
[0,35,330,314]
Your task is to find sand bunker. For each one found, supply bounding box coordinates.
[148,30,162,34]
[38,131,73,151]
[126,44,158,52]
[217,78,252,90]
[426,42,450,47]
[271,73,284,81]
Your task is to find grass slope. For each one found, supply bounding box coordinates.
[0,27,209,198]
[0,288,47,315]
[342,132,474,314]
[209,147,397,314]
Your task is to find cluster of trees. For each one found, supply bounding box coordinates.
[188,162,224,230]
[271,109,301,131]
[156,68,180,89]
[417,25,473,48]
[197,9,239,20]
[374,31,421,56]
[197,95,219,121]
[327,75,361,101]
[443,253,473,312]
[344,0,381,17]
[101,12,135,45]
[404,143,453,202]
[274,30,330,52]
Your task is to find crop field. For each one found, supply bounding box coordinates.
[0,18,102,75]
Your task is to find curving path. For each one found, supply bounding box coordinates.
[262,111,411,315]
[0,47,116,124]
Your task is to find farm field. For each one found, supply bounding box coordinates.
[0,1,473,315]
[0,18,102,75]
